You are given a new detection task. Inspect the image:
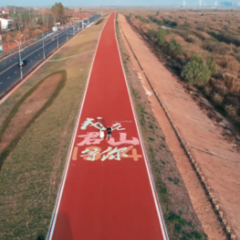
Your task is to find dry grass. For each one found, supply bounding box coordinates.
[123,9,240,127]
[0,17,107,240]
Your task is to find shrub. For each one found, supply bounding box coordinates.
[202,39,230,55]
[224,96,240,106]
[212,93,224,106]
[181,55,211,85]
[216,85,229,96]
[207,58,217,75]
[212,71,224,80]
[147,29,158,38]
[165,38,183,57]
[157,28,166,46]
[186,36,196,43]
[193,30,207,40]
[204,85,212,96]
[223,74,240,92]
[225,105,238,118]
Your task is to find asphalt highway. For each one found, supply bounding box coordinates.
[0,14,101,98]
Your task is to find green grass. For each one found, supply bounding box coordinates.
[168,177,180,185]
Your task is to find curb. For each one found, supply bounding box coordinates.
[120,19,236,240]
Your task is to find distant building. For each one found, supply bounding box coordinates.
[0,17,14,31]
[0,9,9,15]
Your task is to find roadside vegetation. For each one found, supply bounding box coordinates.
[116,13,207,240]
[0,18,106,240]
[0,3,93,51]
[126,9,240,133]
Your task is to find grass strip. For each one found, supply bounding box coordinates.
[0,70,67,172]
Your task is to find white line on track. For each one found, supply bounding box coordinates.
[114,14,169,240]
[46,19,106,240]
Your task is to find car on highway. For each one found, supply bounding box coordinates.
[18,59,27,67]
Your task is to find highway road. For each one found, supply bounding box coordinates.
[0,14,101,98]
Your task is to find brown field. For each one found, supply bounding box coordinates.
[119,8,240,141]
[115,9,240,240]
[0,16,107,240]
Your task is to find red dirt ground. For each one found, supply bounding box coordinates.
[47,13,168,240]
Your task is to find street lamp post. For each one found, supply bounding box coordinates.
[37,29,45,59]
[19,34,24,53]
[14,39,23,79]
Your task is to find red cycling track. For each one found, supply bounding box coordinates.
[47,13,168,240]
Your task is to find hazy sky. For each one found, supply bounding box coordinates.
[3,0,216,7]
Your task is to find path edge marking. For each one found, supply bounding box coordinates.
[46,16,110,240]
[114,13,169,240]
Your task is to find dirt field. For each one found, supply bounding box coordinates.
[118,13,240,240]
[0,16,107,240]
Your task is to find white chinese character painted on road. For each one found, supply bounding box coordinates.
[81,118,125,131]
[77,132,103,146]
[101,146,128,161]
[81,118,104,130]
[81,146,101,161]
[111,123,125,131]
[108,133,139,146]
[77,132,139,147]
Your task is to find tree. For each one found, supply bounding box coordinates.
[157,28,166,46]
[5,34,12,48]
[165,38,183,57]
[181,55,211,85]
[22,27,29,41]
[15,32,22,40]
[52,2,65,24]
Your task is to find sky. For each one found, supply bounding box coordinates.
[4,0,219,7]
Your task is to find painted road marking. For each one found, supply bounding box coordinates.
[47,13,168,240]
[0,82,2,85]
[15,71,17,74]
[7,76,10,79]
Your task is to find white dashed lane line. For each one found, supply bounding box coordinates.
[7,76,10,79]
[15,71,17,74]
[0,82,2,85]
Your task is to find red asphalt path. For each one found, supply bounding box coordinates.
[47,13,168,240]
